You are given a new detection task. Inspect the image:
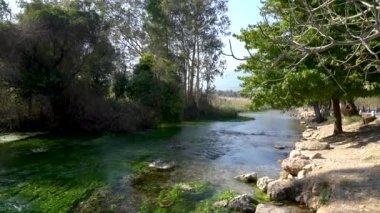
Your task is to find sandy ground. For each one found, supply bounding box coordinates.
[301,119,380,213]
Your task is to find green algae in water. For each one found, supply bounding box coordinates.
[139,182,215,213]
[0,130,173,212]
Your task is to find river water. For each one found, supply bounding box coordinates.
[0,110,303,212]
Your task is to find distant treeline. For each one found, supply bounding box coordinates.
[214,90,242,98]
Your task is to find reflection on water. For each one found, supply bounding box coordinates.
[0,110,302,212]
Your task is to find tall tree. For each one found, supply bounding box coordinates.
[236,0,380,134]
[147,0,229,105]
[0,0,116,127]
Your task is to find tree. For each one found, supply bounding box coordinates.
[0,0,118,129]
[146,0,229,106]
[235,0,380,134]
[126,54,184,122]
[0,0,11,21]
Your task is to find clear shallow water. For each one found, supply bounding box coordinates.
[0,110,302,212]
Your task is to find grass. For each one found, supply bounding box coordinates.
[253,186,270,203]
[210,96,251,112]
[319,184,330,205]
[343,115,362,125]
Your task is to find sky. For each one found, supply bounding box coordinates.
[6,0,262,91]
[215,0,262,91]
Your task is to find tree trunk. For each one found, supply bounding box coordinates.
[28,96,33,118]
[347,99,359,116]
[195,38,200,106]
[311,102,325,123]
[332,98,343,134]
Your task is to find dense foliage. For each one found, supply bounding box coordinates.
[237,0,380,134]
[0,0,229,132]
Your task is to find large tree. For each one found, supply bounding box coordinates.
[109,0,229,106]
[0,0,118,130]
[236,0,380,134]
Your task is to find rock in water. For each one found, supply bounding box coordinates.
[267,179,304,201]
[148,159,176,171]
[257,176,275,192]
[256,204,291,213]
[281,157,311,176]
[235,172,258,183]
[31,148,49,153]
[274,145,286,150]
[227,194,257,213]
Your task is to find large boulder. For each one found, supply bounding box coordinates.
[267,179,304,201]
[255,204,291,213]
[281,157,311,176]
[227,194,257,213]
[235,172,258,183]
[257,176,275,192]
[295,141,330,151]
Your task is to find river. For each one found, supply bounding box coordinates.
[0,110,303,212]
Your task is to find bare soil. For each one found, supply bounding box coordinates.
[301,119,380,212]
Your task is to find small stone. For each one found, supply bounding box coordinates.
[256,204,291,213]
[235,172,258,183]
[178,183,193,191]
[309,153,322,159]
[303,164,314,172]
[279,171,290,180]
[302,129,314,139]
[213,200,228,208]
[31,148,48,153]
[274,145,286,150]
[289,150,302,159]
[306,125,318,130]
[298,155,310,160]
[148,159,176,170]
[227,194,257,212]
[267,179,304,201]
[281,157,311,176]
[288,174,294,179]
[257,176,275,192]
[295,141,330,151]
[297,170,306,179]
[295,195,302,202]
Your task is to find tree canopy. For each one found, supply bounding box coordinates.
[236,0,380,134]
[0,0,230,131]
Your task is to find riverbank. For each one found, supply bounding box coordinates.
[272,113,380,212]
[0,132,46,144]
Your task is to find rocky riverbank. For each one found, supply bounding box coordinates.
[263,113,380,212]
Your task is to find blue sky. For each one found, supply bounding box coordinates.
[215,0,262,91]
[7,0,262,91]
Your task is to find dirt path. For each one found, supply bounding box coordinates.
[300,120,380,212]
